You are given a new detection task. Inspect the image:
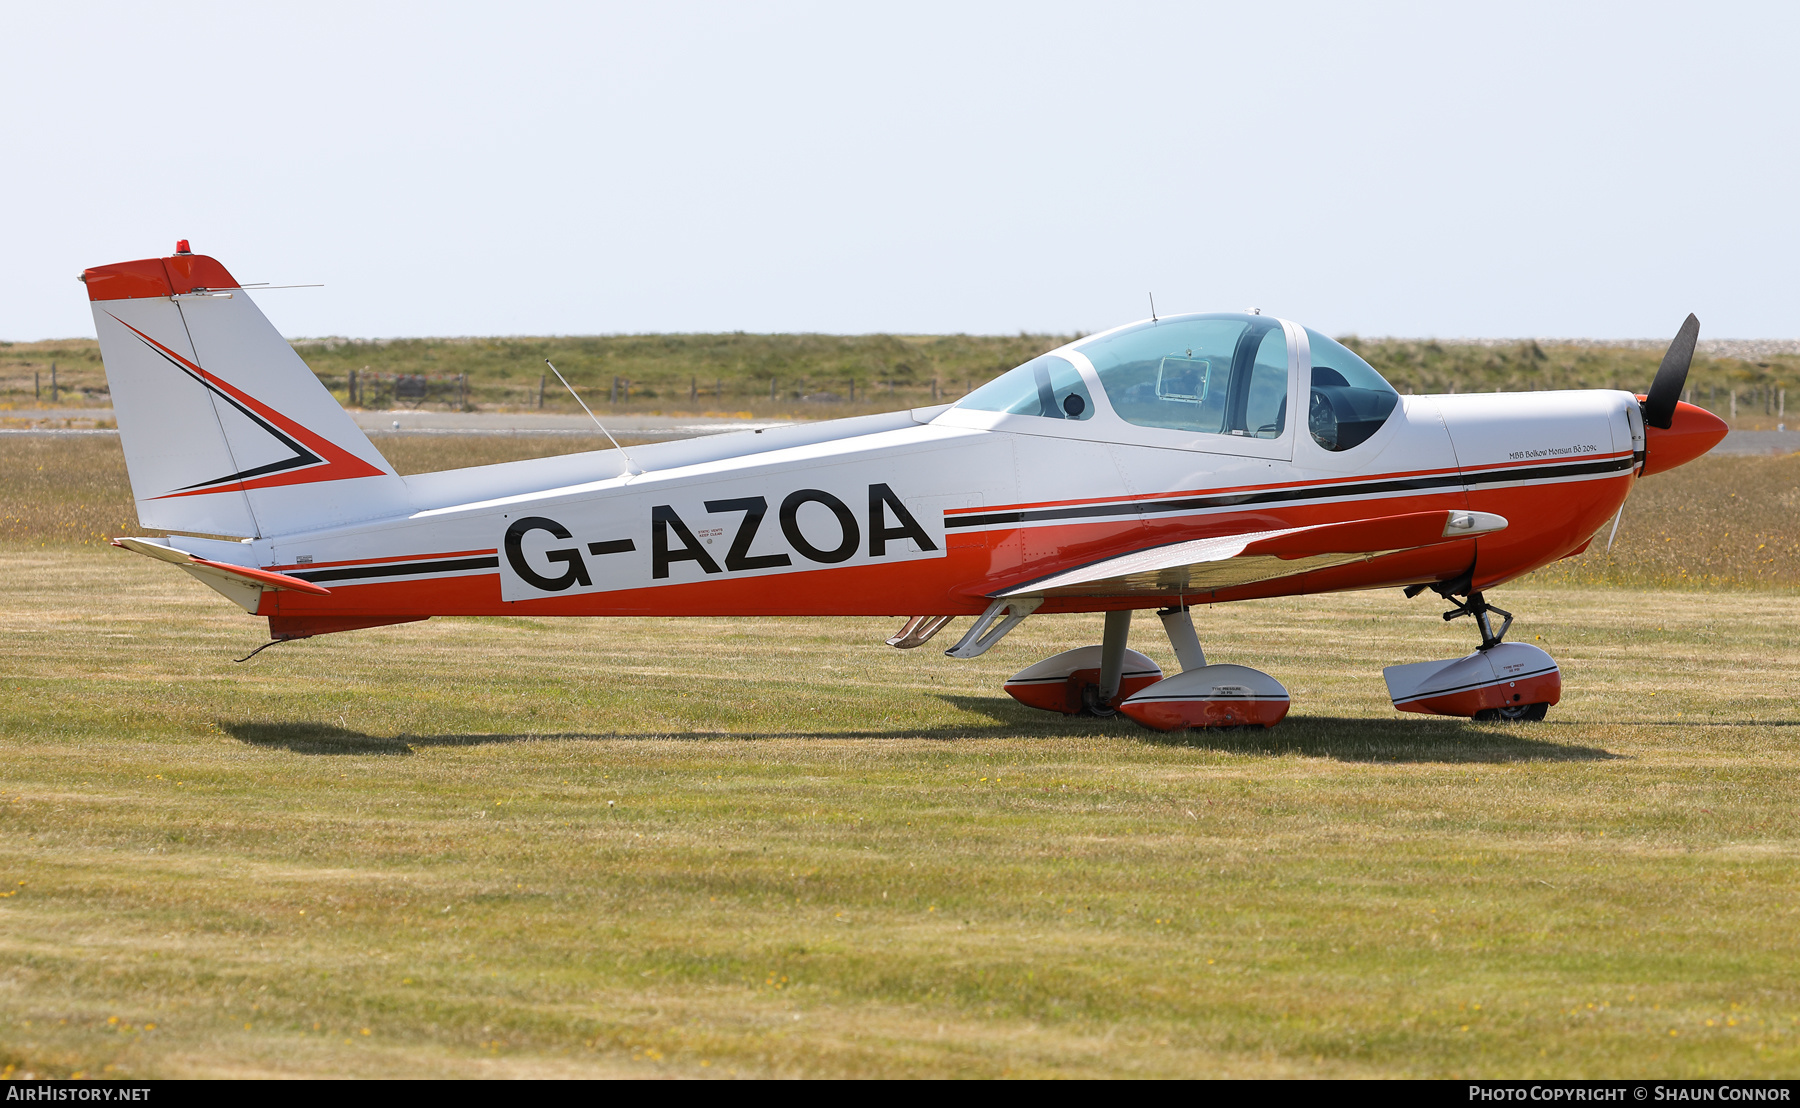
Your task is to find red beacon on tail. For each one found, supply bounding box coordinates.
[83,243,1726,731]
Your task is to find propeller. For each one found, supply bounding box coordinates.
[1643,313,1700,430]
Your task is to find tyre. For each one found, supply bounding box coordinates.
[1077,683,1119,718]
[1474,701,1549,722]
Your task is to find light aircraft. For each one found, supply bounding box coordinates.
[84,244,1728,730]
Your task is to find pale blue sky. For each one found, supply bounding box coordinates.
[4,1,1796,341]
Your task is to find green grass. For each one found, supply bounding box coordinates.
[2,543,1799,1078]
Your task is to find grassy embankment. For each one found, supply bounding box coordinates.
[3,335,1796,429]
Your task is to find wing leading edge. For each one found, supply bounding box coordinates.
[996,510,1507,600]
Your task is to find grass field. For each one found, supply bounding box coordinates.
[3,552,1799,1078]
[4,333,1795,429]
[2,434,1797,1078]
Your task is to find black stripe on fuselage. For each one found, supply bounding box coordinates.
[943,456,1635,530]
[289,556,500,584]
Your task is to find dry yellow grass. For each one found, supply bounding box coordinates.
[1536,452,1800,590]
[1,544,1798,1078]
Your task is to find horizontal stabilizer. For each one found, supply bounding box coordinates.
[998,510,1506,599]
[114,536,333,597]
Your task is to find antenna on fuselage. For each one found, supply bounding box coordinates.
[545,359,642,477]
[1605,504,1625,555]
[1149,292,1157,322]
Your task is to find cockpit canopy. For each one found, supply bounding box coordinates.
[1303,327,1400,452]
[957,313,1399,452]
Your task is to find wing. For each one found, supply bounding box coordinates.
[996,509,1507,600]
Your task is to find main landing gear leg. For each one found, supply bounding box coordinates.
[1082,610,1133,716]
[1157,605,1206,672]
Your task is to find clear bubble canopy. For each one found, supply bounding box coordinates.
[957,313,1399,452]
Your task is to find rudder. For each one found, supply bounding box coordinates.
[84,244,409,538]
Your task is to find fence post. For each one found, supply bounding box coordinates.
[770,378,776,401]
[849,378,855,402]
[1731,389,1737,420]
[50,363,57,404]
[610,376,619,404]
[34,370,39,400]
[690,375,696,402]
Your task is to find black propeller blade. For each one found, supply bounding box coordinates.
[1643,313,1700,430]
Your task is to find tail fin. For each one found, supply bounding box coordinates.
[84,245,408,538]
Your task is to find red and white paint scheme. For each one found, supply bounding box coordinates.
[1002,647,1164,715]
[84,245,1728,730]
[1118,664,1292,731]
[1383,642,1562,723]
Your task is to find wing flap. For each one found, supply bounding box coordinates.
[998,510,1506,599]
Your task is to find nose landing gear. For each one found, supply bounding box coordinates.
[1386,582,1560,722]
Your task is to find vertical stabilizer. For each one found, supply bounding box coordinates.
[84,246,409,537]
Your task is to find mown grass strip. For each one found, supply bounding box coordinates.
[1,547,1797,1077]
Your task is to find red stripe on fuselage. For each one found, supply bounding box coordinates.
[255,456,1633,621]
[1467,473,1632,590]
[256,484,1576,620]
[941,450,1634,518]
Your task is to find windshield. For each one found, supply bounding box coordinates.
[1074,314,1288,437]
[1306,330,1398,451]
[955,353,1094,421]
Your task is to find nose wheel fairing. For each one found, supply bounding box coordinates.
[1383,642,1561,719]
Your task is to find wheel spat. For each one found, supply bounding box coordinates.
[1643,313,1700,430]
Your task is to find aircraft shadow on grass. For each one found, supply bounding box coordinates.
[223,697,1620,764]
[936,695,1621,763]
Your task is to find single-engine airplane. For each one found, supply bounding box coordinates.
[84,244,1727,730]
